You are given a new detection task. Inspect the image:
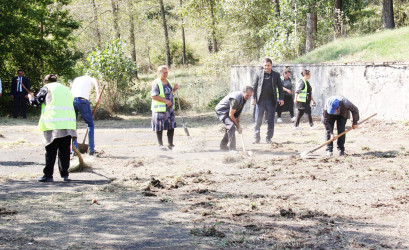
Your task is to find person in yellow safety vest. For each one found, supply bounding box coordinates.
[28,74,77,182]
[151,65,179,150]
[293,69,318,130]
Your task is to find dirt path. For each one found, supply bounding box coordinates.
[1,114,409,248]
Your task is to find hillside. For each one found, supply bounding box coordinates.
[294,26,409,63]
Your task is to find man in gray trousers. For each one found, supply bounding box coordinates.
[215,86,254,152]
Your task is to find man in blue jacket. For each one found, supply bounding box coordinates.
[10,69,30,119]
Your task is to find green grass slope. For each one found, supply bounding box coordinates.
[294,26,409,63]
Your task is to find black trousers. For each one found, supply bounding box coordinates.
[44,136,72,178]
[277,96,294,118]
[325,116,347,152]
[295,108,313,127]
[219,116,236,150]
[13,93,27,118]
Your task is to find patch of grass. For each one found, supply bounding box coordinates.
[294,26,409,63]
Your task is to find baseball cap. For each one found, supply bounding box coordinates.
[327,98,340,114]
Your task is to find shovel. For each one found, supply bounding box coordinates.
[173,71,191,139]
[78,85,106,153]
[300,113,377,158]
[239,130,252,156]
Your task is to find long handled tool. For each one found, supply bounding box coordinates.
[300,113,377,158]
[78,85,106,153]
[239,132,253,156]
[16,78,30,95]
[173,72,191,140]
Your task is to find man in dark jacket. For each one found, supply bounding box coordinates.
[322,96,359,156]
[251,58,284,144]
[215,86,254,152]
[10,69,30,119]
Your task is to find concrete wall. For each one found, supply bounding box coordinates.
[231,63,409,120]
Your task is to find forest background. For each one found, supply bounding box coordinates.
[0,0,408,115]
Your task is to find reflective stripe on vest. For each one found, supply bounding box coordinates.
[151,79,175,112]
[297,78,308,103]
[38,82,76,132]
[276,75,285,99]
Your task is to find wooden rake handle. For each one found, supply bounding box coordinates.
[16,78,30,94]
[82,85,106,144]
[304,113,377,155]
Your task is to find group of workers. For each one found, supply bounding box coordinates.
[7,57,359,182]
[214,58,360,157]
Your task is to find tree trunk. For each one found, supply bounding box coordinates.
[180,0,186,65]
[305,7,317,53]
[209,1,218,53]
[382,0,395,29]
[273,0,280,17]
[92,0,102,47]
[111,0,121,38]
[159,0,171,67]
[127,0,138,78]
[334,0,342,38]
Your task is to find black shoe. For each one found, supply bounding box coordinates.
[38,176,53,182]
[220,145,229,151]
[266,138,272,144]
[252,140,260,144]
[88,151,95,156]
[168,144,175,150]
[62,176,71,182]
[339,150,345,156]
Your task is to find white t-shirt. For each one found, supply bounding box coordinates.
[71,75,97,100]
[0,79,2,93]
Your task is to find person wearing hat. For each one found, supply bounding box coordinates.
[322,96,359,156]
[28,74,77,182]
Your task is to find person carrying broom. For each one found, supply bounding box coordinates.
[71,75,100,155]
[28,74,77,182]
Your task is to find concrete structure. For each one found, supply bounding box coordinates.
[231,63,409,120]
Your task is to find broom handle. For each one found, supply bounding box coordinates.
[16,78,30,94]
[82,85,106,144]
[306,113,377,154]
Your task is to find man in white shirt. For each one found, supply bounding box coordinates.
[0,78,2,97]
[71,75,100,155]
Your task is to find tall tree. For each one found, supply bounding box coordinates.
[180,0,187,65]
[382,0,395,29]
[305,4,317,53]
[334,0,342,38]
[209,0,218,53]
[159,0,171,67]
[127,0,138,77]
[91,0,102,47]
[273,0,280,17]
[111,0,121,38]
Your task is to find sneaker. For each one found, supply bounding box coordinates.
[252,140,260,144]
[339,150,345,156]
[62,176,71,182]
[310,125,319,130]
[326,151,333,157]
[168,144,175,150]
[229,150,238,154]
[38,176,53,182]
[159,145,168,151]
[294,126,303,130]
[88,151,95,156]
[291,117,296,122]
[220,145,229,151]
[266,138,272,144]
[277,118,283,123]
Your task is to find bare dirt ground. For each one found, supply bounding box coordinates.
[1,113,409,249]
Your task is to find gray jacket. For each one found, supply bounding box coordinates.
[322,96,360,128]
[215,91,245,118]
[252,69,284,103]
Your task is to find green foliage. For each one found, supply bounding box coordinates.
[151,40,199,67]
[207,88,229,109]
[86,39,137,112]
[348,5,382,34]
[294,26,409,63]
[0,0,81,91]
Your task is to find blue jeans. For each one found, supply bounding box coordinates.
[73,98,95,152]
[254,99,276,141]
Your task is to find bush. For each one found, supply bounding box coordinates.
[207,88,229,110]
[150,40,199,67]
